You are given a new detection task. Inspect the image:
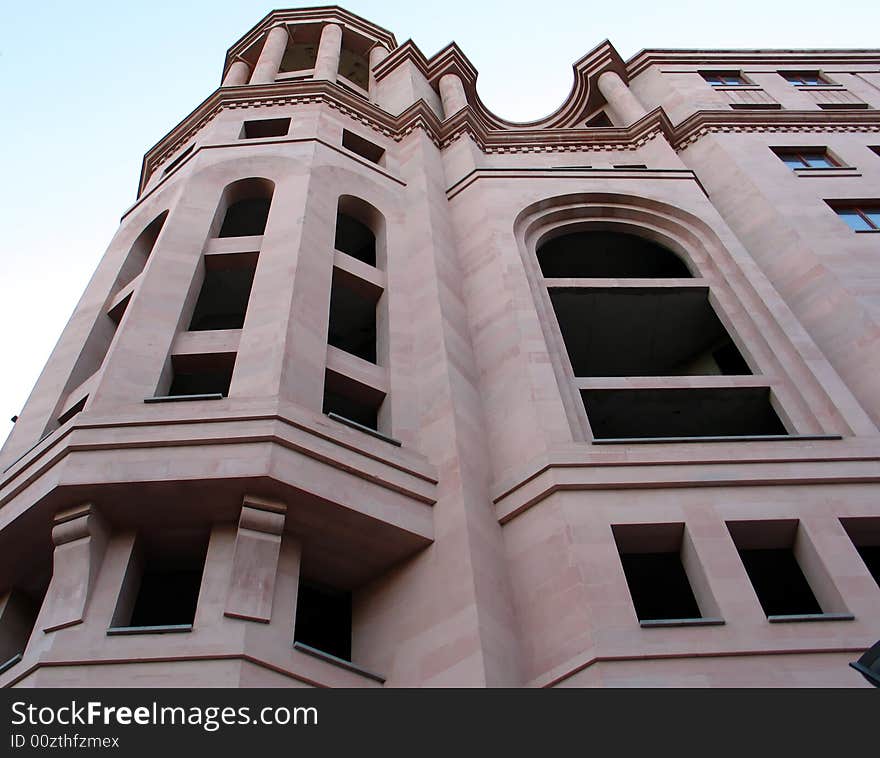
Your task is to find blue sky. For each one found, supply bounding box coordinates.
[1,0,879,437]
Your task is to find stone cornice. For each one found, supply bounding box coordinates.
[137,78,880,195]
[672,108,880,150]
[222,5,397,78]
[627,48,880,79]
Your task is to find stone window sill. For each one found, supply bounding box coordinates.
[640,617,725,628]
[767,613,854,623]
[107,624,194,636]
[293,641,385,683]
[326,412,402,447]
[144,394,224,404]
[0,653,23,675]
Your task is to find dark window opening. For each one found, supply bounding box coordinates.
[107,293,131,326]
[727,520,823,617]
[328,268,380,363]
[817,102,868,110]
[279,42,318,73]
[738,549,821,616]
[550,287,750,377]
[335,212,376,266]
[116,212,168,292]
[338,50,369,90]
[240,118,291,140]
[613,523,704,622]
[583,386,786,439]
[162,144,194,176]
[189,253,257,331]
[294,581,352,661]
[322,369,385,431]
[0,590,39,665]
[342,129,385,164]
[840,518,880,587]
[218,198,271,238]
[168,353,236,397]
[537,230,691,278]
[585,111,613,127]
[57,396,87,426]
[614,164,648,169]
[115,531,209,629]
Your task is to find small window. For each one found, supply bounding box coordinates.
[294,581,351,661]
[613,523,719,624]
[322,368,385,432]
[327,268,381,363]
[341,130,385,165]
[613,164,648,169]
[167,353,236,398]
[773,148,839,169]
[828,202,880,232]
[240,118,291,139]
[701,71,747,86]
[840,518,880,588]
[781,71,826,86]
[585,111,613,128]
[57,396,87,426]
[111,531,209,631]
[727,520,833,619]
[189,253,258,331]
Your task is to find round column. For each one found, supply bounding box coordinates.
[314,23,343,83]
[439,73,468,119]
[251,25,289,85]
[368,44,389,100]
[222,59,251,87]
[597,70,647,126]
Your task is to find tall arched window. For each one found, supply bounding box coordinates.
[116,211,168,291]
[334,195,383,267]
[212,178,274,238]
[531,219,786,441]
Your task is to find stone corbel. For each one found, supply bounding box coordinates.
[41,504,108,633]
[224,495,287,623]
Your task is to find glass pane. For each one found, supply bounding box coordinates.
[782,156,804,169]
[723,76,743,85]
[804,76,822,85]
[864,210,880,229]
[805,155,834,168]
[837,210,872,231]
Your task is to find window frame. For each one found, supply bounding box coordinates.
[772,147,841,170]
[780,71,830,87]
[829,202,880,232]
[700,70,750,87]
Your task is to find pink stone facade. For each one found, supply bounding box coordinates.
[1,7,879,687]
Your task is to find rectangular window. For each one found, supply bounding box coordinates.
[612,523,721,625]
[781,71,826,86]
[166,353,236,398]
[726,520,850,621]
[239,117,291,139]
[294,581,352,661]
[840,518,880,587]
[189,252,258,331]
[828,202,880,232]
[322,368,386,434]
[162,144,194,176]
[701,71,748,86]
[772,148,838,169]
[342,129,385,165]
[110,530,209,632]
[327,267,381,364]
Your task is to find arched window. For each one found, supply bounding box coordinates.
[213,178,274,238]
[525,205,787,441]
[116,211,168,291]
[334,195,384,268]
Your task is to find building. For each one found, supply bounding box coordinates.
[1,5,879,688]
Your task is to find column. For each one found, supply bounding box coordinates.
[251,24,289,85]
[40,504,108,632]
[222,58,251,87]
[368,44,389,101]
[597,70,647,126]
[314,23,343,83]
[439,73,468,119]
[224,496,287,623]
